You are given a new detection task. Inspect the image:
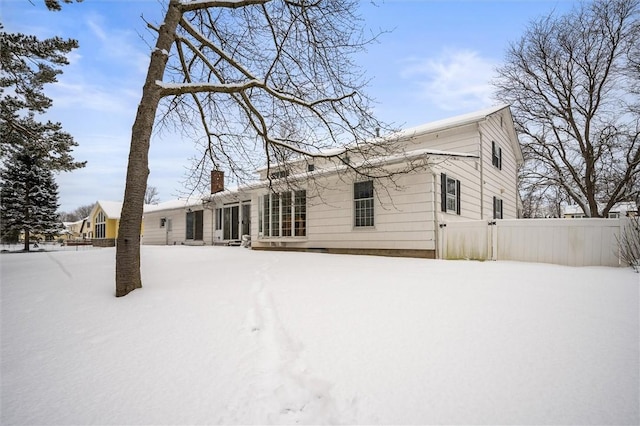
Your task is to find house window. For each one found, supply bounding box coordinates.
[354,181,374,227]
[307,164,315,172]
[281,191,292,236]
[260,190,307,237]
[160,217,166,228]
[493,196,503,219]
[270,194,280,237]
[215,208,222,230]
[95,211,106,239]
[294,190,306,236]
[492,141,502,170]
[270,170,289,180]
[440,174,461,215]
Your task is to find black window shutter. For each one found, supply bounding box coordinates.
[456,179,461,215]
[492,141,496,166]
[440,173,447,212]
[499,199,503,219]
[498,147,502,170]
[493,196,497,219]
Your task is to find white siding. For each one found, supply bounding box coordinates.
[143,207,214,245]
[252,169,438,251]
[479,112,519,219]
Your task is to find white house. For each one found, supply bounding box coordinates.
[563,202,638,218]
[143,105,523,258]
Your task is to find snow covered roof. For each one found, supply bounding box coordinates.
[393,104,511,139]
[94,200,159,218]
[254,104,516,173]
[63,219,85,227]
[95,201,124,219]
[564,202,638,215]
[144,198,204,213]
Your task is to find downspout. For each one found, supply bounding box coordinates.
[432,171,440,259]
[478,124,484,220]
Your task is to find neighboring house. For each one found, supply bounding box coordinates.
[89,201,123,247]
[62,218,85,240]
[80,217,92,240]
[563,202,638,218]
[90,200,151,247]
[144,105,523,258]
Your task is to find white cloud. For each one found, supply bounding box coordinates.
[86,15,151,75]
[400,48,497,112]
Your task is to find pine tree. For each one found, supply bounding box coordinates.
[1,147,62,251]
[0,26,85,172]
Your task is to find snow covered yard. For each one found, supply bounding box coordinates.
[1,246,638,425]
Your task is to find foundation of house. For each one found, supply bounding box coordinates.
[251,246,436,259]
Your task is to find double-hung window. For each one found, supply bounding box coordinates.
[492,141,502,170]
[259,190,307,237]
[440,174,461,215]
[354,181,374,227]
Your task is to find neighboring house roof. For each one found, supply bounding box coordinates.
[63,219,85,228]
[95,200,124,219]
[564,202,638,216]
[92,200,155,219]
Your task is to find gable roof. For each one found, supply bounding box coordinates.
[255,104,523,173]
[395,104,512,138]
[396,104,524,166]
[92,200,155,219]
[95,201,124,219]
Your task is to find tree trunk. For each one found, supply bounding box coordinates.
[115,1,182,297]
[23,229,29,252]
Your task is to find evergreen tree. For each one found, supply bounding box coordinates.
[0,25,85,172]
[1,147,62,251]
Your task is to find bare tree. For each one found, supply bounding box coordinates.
[144,186,160,205]
[74,203,95,219]
[58,202,95,221]
[494,0,640,217]
[116,0,412,296]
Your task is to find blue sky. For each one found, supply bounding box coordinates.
[3,0,577,212]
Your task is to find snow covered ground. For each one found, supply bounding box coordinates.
[1,246,638,425]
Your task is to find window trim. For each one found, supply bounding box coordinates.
[259,190,307,238]
[493,196,503,219]
[440,174,461,215]
[492,141,502,170]
[354,180,375,227]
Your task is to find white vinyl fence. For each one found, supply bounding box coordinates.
[439,218,631,267]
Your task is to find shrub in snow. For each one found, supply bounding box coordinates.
[617,216,640,272]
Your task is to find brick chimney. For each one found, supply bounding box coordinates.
[211,170,224,194]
